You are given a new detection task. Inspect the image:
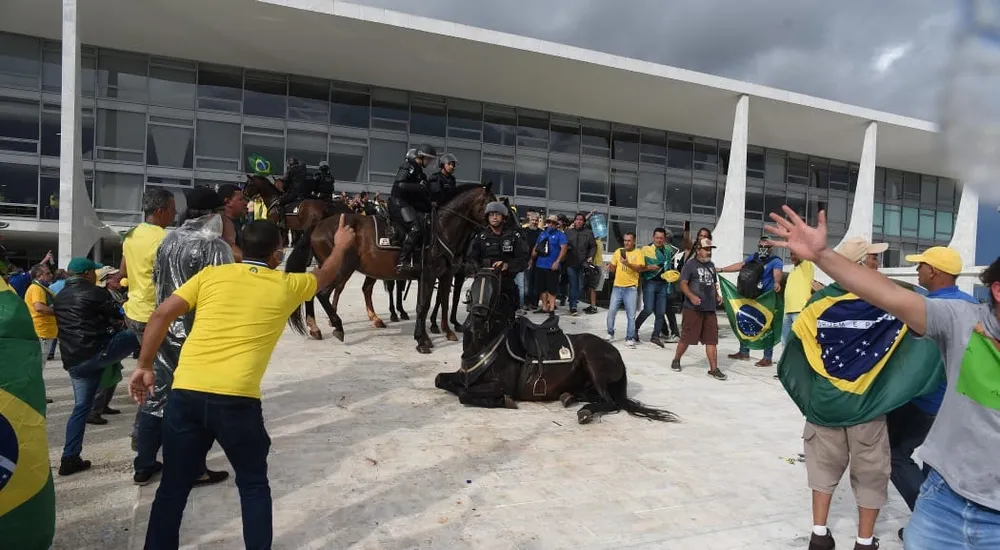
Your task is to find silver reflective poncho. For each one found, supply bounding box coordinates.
[142,214,235,416]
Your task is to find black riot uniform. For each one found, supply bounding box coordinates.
[390,144,436,271]
[313,161,335,201]
[464,219,529,326]
[428,153,458,205]
[276,158,314,225]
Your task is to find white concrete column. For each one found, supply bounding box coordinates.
[948,184,979,268]
[842,121,878,242]
[712,94,749,271]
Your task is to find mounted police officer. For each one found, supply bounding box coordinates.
[390,143,437,272]
[313,161,335,201]
[427,153,458,206]
[276,157,315,227]
[464,201,529,327]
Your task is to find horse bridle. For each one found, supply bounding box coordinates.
[433,201,489,261]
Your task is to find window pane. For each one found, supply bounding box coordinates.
[747,147,765,178]
[692,141,717,173]
[786,156,809,184]
[765,152,785,185]
[903,173,921,202]
[919,209,936,240]
[329,137,368,182]
[244,72,286,118]
[936,211,954,240]
[550,119,581,155]
[96,109,146,160]
[482,155,514,196]
[242,128,285,174]
[691,178,716,214]
[665,173,691,214]
[39,175,59,219]
[581,120,610,158]
[920,176,937,205]
[549,165,579,202]
[197,64,243,112]
[873,202,884,233]
[827,196,848,223]
[446,147,480,183]
[885,169,903,200]
[149,63,196,109]
[667,138,693,170]
[745,186,764,220]
[484,106,516,146]
[411,96,446,137]
[371,88,409,132]
[286,130,327,168]
[0,97,39,153]
[287,77,329,123]
[764,192,786,219]
[0,163,39,217]
[97,50,148,102]
[94,171,142,211]
[937,179,955,205]
[638,170,664,208]
[830,161,849,190]
[640,129,667,164]
[901,207,919,237]
[810,160,829,189]
[579,164,608,205]
[610,170,637,208]
[612,128,639,163]
[786,193,806,219]
[0,33,40,89]
[607,220,636,253]
[447,99,482,140]
[41,50,60,92]
[369,139,406,180]
[515,156,547,198]
[516,111,548,149]
[195,119,241,164]
[147,122,194,168]
[331,86,370,128]
[884,205,902,236]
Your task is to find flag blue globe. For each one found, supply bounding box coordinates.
[735,305,767,338]
[0,413,17,491]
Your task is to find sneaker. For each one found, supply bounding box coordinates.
[584,306,598,314]
[626,340,637,349]
[46,398,53,404]
[854,537,879,550]
[58,455,92,476]
[86,415,108,425]
[102,406,121,415]
[755,359,773,367]
[570,308,578,316]
[671,360,682,372]
[728,352,751,361]
[807,531,835,550]
[134,461,164,486]
[605,334,615,343]
[193,469,230,488]
[650,338,664,348]
[707,369,728,380]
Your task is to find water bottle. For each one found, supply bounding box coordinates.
[941,0,1000,202]
[589,213,608,239]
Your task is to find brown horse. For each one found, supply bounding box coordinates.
[285,183,495,352]
[243,174,349,245]
[435,268,679,424]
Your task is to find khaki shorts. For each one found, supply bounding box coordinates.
[680,308,719,345]
[802,418,890,509]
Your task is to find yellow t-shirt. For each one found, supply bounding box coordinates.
[24,282,57,339]
[171,263,318,399]
[784,260,816,314]
[123,223,167,323]
[610,247,646,288]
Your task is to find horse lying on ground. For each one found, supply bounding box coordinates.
[434,268,679,424]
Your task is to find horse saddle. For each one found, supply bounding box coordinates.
[372,214,404,250]
[507,315,575,396]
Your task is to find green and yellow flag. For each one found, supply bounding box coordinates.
[719,277,783,350]
[0,279,55,549]
[778,282,943,427]
[957,332,1000,411]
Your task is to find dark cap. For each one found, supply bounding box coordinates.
[184,187,224,211]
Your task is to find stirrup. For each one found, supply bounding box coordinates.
[532,377,547,397]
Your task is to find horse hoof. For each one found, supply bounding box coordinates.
[399,311,410,321]
[577,408,595,424]
[429,324,440,334]
[332,330,345,342]
[560,392,575,408]
[373,319,386,329]
[309,330,323,341]
[389,314,399,323]
[416,344,432,354]
[446,331,458,342]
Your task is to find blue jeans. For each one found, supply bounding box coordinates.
[886,402,934,511]
[565,265,583,309]
[781,312,799,346]
[133,410,211,477]
[607,286,638,340]
[739,343,774,361]
[514,271,525,308]
[904,468,1000,549]
[62,330,139,459]
[146,389,272,550]
[635,279,668,340]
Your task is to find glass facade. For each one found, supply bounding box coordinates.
[0,32,961,260]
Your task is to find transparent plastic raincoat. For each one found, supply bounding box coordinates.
[142,214,235,416]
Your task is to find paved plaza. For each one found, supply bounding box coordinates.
[43,278,912,549]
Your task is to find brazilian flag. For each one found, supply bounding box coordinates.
[248,153,272,176]
[778,282,943,427]
[0,280,55,549]
[957,332,1000,411]
[719,277,783,350]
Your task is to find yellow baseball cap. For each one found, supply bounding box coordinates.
[661,270,681,283]
[905,246,963,275]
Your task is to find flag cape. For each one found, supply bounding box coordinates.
[0,281,55,549]
[957,332,1000,411]
[778,282,944,427]
[719,277,783,350]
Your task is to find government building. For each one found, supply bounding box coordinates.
[0,0,982,282]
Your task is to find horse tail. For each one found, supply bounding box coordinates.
[609,370,680,423]
[285,225,316,335]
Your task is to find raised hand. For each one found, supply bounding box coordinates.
[764,206,829,262]
[333,215,356,249]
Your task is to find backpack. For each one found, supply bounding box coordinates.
[535,234,550,257]
[736,255,767,299]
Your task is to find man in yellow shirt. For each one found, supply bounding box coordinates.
[128,217,355,549]
[781,249,824,346]
[606,232,648,348]
[24,264,57,360]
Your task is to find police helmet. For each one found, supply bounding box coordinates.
[485,201,508,218]
[414,144,438,159]
[318,160,330,172]
[439,153,458,167]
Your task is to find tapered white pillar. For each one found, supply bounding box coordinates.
[712,94,749,270]
[842,121,878,242]
[948,185,979,274]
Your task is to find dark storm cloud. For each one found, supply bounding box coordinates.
[353,0,955,120]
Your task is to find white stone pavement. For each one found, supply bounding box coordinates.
[42,277,912,549]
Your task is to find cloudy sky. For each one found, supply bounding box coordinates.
[354,0,956,121]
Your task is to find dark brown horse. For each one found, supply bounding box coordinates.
[243,174,349,245]
[285,183,495,352]
[435,268,678,424]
